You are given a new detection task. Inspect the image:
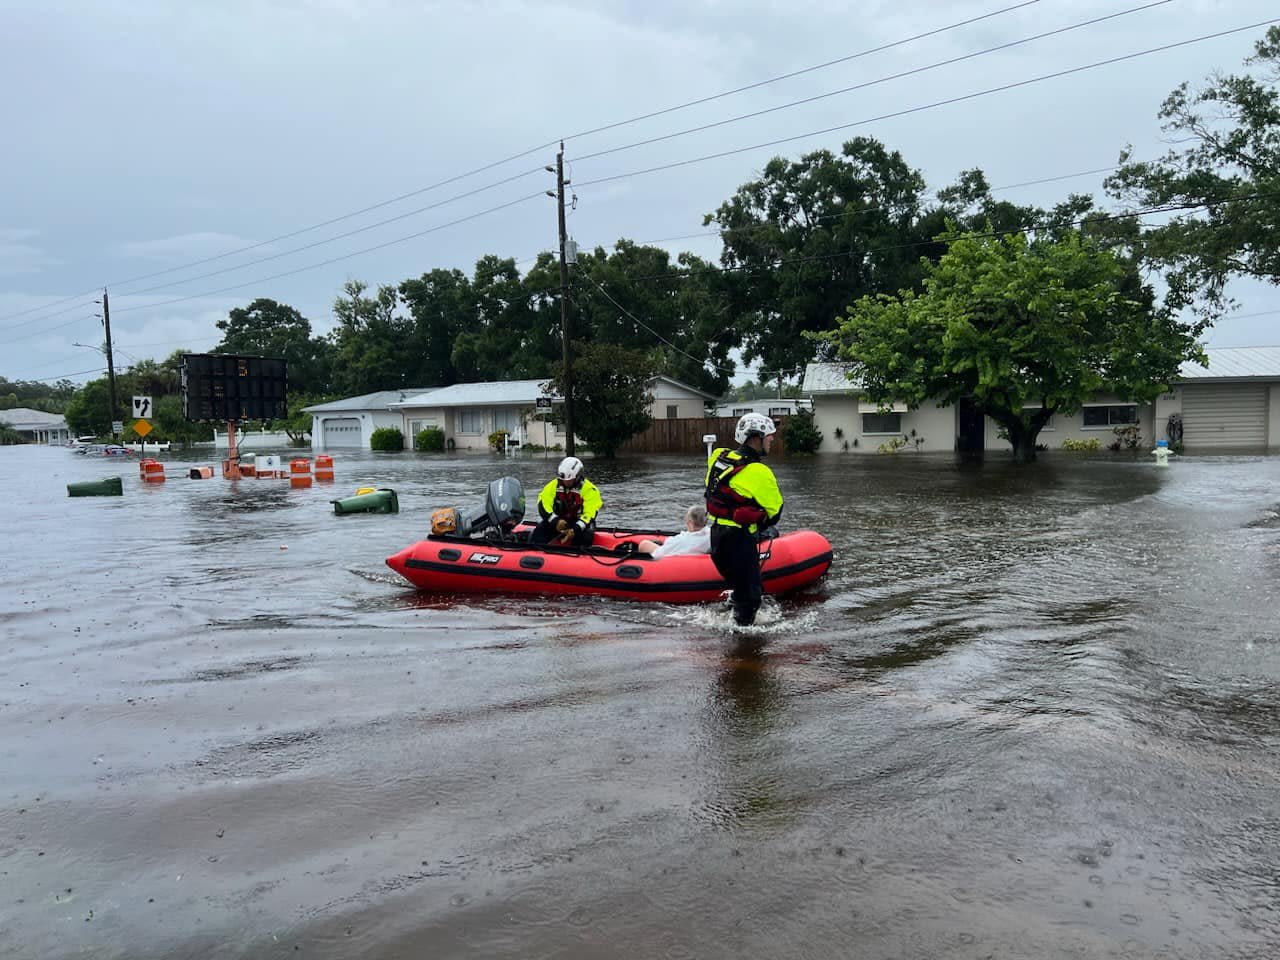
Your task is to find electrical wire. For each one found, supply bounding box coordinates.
[573,19,1280,190]
[108,192,546,316]
[0,0,1042,330]
[573,1,1172,166]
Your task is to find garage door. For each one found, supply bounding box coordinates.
[1181,384,1268,448]
[322,417,362,448]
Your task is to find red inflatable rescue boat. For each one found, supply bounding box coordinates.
[386,527,833,603]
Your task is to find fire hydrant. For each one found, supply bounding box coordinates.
[1152,438,1173,467]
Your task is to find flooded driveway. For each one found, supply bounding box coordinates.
[2,445,1278,959]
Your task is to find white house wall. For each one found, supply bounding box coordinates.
[814,392,1160,453]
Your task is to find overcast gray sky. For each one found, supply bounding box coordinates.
[2,0,1277,385]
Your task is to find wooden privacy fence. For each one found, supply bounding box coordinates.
[618,416,790,456]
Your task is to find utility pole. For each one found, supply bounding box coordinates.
[100,287,120,439]
[547,142,574,456]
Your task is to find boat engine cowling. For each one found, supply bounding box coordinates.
[483,476,525,531]
[442,476,526,538]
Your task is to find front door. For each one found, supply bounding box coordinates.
[956,398,984,453]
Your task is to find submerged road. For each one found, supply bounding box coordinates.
[2,445,1278,958]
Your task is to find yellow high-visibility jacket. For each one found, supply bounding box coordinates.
[537,478,602,529]
[704,447,783,534]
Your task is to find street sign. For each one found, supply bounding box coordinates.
[535,397,553,412]
[112,421,124,435]
[133,419,153,438]
[132,395,153,418]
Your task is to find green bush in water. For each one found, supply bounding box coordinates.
[370,427,404,451]
[415,427,445,452]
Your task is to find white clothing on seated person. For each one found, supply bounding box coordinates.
[651,525,711,559]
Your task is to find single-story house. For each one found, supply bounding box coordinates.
[0,407,70,444]
[802,346,1280,453]
[309,376,716,452]
[305,388,436,451]
[714,398,813,418]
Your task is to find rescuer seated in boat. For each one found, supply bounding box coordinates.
[530,456,601,547]
[634,504,711,559]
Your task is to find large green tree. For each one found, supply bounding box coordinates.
[328,280,411,394]
[707,137,940,378]
[1107,26,1280,316]
[824,230,1201,463]
[398,268,470,387]
[63,378,118,437]
[545,341,655,458]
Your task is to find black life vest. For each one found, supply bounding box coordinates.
[705,449,766,526]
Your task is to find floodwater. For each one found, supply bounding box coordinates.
[2,444,1279,960]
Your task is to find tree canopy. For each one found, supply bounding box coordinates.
[544,341,655,458]
[823,230,1202,462]
[1107,25,1280,317]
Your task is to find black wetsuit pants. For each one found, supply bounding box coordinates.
[530,520,595,547]
[710,523,762,625]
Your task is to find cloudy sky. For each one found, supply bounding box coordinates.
[2,0,1277,386]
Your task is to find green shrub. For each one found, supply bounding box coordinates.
[488,429,509,451]
[370,427,404,451]
[780,410,823,454]
[415,427,445,452]
[1062,437,1101,451]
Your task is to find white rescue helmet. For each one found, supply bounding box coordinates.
[557,455,585,483]
[735,413,777,445]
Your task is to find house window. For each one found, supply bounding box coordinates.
[768,407,791,417]
[407,419,438,436]
[861,412,902,434]
[457,409,483,433]
[1039,414,1056,431]
[1082,405,1137,428]
[666,404,679,419]
[732,407,753,417]
[492,407,519,433]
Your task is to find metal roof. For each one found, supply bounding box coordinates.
[804,347,1280,396]
[801,362,865,394]
[303,389,438,413]
[391,379,553,408]
[1179,346,1280,380]
[0,407,68,429]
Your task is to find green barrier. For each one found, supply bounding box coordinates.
[332,487,398,515]
[67,477,124,497]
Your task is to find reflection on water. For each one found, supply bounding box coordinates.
[2,445,1279,959]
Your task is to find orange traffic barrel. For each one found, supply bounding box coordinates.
[143,460,166,484]
[188,466,214,480]
[289,458,312,489]
[314,454,334,482]
[138,457,155,479]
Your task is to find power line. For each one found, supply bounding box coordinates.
[0,0,1039,331]
[109,192,546,316]
[113,166,547,300]
[51,4,1080,309]
[573,19,1280,190]
[555,188,1280,291]
[574,1,1172,166]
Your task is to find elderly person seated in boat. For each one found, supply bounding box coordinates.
[636,504,710,559]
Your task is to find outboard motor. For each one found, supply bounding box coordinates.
[430,477,526,539]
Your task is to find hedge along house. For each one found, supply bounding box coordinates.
[305,388,438,451]
[391,375,717,452]
[802,346,1280,454]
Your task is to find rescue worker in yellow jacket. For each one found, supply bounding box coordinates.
[704,413,784,626]
[531,456,602,547]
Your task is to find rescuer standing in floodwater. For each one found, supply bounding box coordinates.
[704,413,784,626]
